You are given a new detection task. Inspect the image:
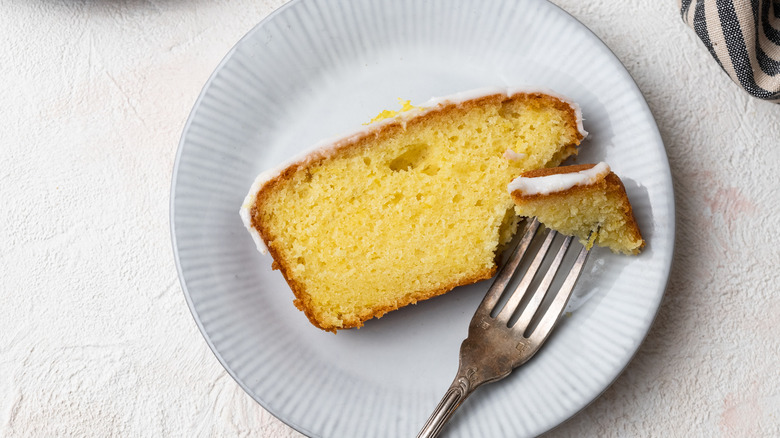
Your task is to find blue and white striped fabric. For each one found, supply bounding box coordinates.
[681,0,780,102]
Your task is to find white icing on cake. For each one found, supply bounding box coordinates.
[240,87,589,254]
[240,177,271,254]
[507,162,611,196]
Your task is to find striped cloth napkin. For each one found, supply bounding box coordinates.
[681,0,780,102]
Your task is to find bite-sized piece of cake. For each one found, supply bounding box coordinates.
[241,88,587,332]
[508,162,644,255]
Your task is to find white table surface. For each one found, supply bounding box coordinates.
[2,0,779,436]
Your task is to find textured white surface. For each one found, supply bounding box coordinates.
[1,1,778,438]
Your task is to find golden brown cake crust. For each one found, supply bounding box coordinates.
[249,92,584,332]
[516,163,597,179]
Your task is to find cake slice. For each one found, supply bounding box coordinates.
[508,162,644,254]
[241,88,587,332]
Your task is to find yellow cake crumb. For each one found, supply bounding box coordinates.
[246,91,585,331]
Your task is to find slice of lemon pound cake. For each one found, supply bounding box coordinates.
[509,162,644,255]
[241,88,587,332]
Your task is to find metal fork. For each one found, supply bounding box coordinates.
[417,218,592,438]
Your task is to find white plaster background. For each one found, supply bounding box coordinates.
[1,0,778,436]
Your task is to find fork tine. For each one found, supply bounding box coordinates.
[512,234,574,332]
[527,242,591,344]
[474,218,540,318]
[494,228,557,325]
[418,226,594,438]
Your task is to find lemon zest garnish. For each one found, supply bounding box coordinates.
[365,98,422,124]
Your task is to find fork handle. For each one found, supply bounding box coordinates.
[417,376,474,438]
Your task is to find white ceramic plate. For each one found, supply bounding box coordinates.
[171,0,675,436]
